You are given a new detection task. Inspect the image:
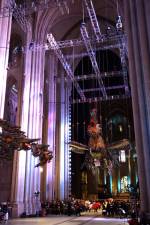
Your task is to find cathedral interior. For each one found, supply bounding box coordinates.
[0,0,150,222]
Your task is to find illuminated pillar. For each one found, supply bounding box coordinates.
[127,149,131,185]
[59,72,65,199]
[109,175,112,194]
[45,53,57,201]
[124,0,150,218]
[117,167,121,193]
[128,125,131,185]
[0,0,12,118]
[112,167,118,195]
[104,169,107,185]
[24,48,45,215]
[11,31,45,215]
[64,78,72,199]
[11,31,33,216]
[54,67,71,200]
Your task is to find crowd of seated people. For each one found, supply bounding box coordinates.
[41,200,86,216]
[40,199,139,219]
[102,199,132,217]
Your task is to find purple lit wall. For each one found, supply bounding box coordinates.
[0,0,12,118]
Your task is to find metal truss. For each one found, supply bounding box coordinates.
[83,0,102,41]
[47,33,85,100]
[80,22,107,97]
[3,0,129,102]
[83,85,125,93]
[119,37,129,94]
[74,71,124,81]
[72,94,131,104]
[18,33,126,53]
[46,33,126,50]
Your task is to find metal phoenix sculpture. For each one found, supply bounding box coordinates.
[87,108,113,174]
[69,108,130,174]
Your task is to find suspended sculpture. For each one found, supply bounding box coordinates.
[70,107,130,174]
[87,108,113,174]
[31,144,53,167]
[69,141,88,154]
[0,119,53,167]
[87,108,105,153]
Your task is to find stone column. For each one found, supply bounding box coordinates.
[59,72,65,200]
[54,69,71,200]
[112,167,118,196]
[64,78,72,199]
[127,150,131,185]
[117,167,121,193]
[0,0,12,117]
[24,48,45,215]
[11,34,45,215]
[124,0,150,217]
[44,53,57,201]
[11,31,33,216]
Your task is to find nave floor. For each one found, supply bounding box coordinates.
[5,214,128,225]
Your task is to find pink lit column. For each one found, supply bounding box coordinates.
[24,48,45,215]
[60,74,72,200]
[55,70,71,200]
[54,71,65,200]
[59,72,65,199]
[0,0,12,118]
[11,35,45,215]
[11,31,33,216]
[45,53,57,200]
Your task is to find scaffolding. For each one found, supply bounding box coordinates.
[46,32,128,102]
[80,22,107,97]
[45,0,129,103]
[47,33,85,100]
[83,0,102,41]
[72,94,130,104]
[3,0,130,103]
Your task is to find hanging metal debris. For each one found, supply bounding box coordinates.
[0,118,53,167]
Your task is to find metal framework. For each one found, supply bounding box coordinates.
[83,0,102,41]
[21,33,125,55]
[45,31,129,104]
[80,22,107,97]
[72,94,130,104]
[46,33,125,50]
[3,0,130,103]
[83,85,126,93]
[47,33,85,100]
[119,37,129,94]
[74,71,124,81]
